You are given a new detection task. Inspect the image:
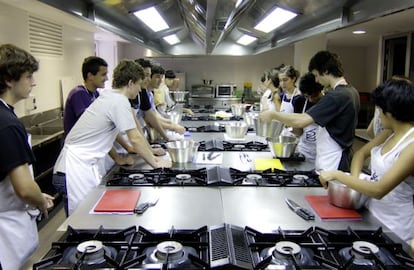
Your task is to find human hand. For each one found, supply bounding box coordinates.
[318,170,340,189]
[183,108,194,115]
[153,156,172,168]
[115,155,135,166]
[152,147,166,156]
[258,110,276,122]
[40,193,55,218]
[173,124,186,134]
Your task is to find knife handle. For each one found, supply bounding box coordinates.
[297,208,315,220]
[134,202,149,214]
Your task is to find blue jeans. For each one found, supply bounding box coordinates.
[52,173,68,217]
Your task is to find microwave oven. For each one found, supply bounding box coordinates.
[216,84,236,97]
[190,85,215,98]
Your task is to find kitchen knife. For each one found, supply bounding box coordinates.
[285,198,315,220]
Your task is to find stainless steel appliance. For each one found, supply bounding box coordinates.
[216,84,236,97]
[190,84,214,98]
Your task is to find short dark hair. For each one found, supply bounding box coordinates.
[299,72,323,96]
[308,51,344,77]
[165,70,176,79]
[81,56,107,80]
[112,59,144,88]
[372,78,414,122]
[150,64,165,77]
[135,58,151,69]
[0,44,39,94]
[280,65,300,83]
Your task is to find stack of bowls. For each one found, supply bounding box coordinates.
[225,122,248,139]
[328,180,368,209]
[267,136,298,158]
[254,117,284,138]
[166,140,199,163]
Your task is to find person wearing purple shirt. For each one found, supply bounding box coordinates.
[63,56,108,135]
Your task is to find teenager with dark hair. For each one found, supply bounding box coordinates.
[259,68,281,112]
[319,78,414,243]
[0,44,54,269]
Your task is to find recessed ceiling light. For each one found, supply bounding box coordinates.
[353,30,366,34]
[254,7,297,33]
[133,7,169,32]
[237,34,257,46]
[163,34,180,45]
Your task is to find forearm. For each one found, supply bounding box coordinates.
[144,110,169,140]
[263,111,313,128]
[129,136,158,167]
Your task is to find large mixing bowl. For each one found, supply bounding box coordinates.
[328,180,368,209]
[244,112,258,126]
[166,140,199,163]
[225,122,248,139]
[254,117,284,138]
[171,91,188,102]
[167,111,182,124]
[267,136,298,158]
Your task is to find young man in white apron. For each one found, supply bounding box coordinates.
[259,51,360,172]
[319,78,414,243]
[0,44,54,270]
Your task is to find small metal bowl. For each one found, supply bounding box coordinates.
[225,122,248,139]
[166,140,199,163]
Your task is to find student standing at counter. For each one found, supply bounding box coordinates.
[259,68,281,112]
[53,59,172,216]
[0,44,54,270]
[259,51,360,171]
[319,78,414,243]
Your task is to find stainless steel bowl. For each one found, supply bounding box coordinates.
[231,104,248,117]
[328,180,368,209]
[166,140,199,163]
[254,117,284,138]
[243,112,258,126]
[167,111,182,124]
[225,122,248,139]
[267,136,298,158]
[171,91,188,102]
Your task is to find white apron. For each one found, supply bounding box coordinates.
[260,89,276,112]
[280,90,298,136]
[367,127,414,242]
[61,144,101,215]
[0,134,38,270]
[315,126,343,171]
[297,100,318,163]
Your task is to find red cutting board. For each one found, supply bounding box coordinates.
[305,195,362,220]
[94,189,141,213]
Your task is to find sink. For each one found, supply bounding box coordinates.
[27,126,63,136]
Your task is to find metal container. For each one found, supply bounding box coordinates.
[166,140,199,163]
[243,112,258,126]
[230,103,248,117]
[328,180,368,209]
[225,122,248,139]
[254,117,284,138]
[167,111,182,124]
[171,91,188,102]
[267,136,298,158]
[147,127,163,143]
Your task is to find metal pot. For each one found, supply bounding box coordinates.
[225,122,248,139]
[171,91,188,102]
[328,180,368,209]
[166,140,199,163]
[254,117,284,138]
[267,136,298,158]
[243,112,258,126]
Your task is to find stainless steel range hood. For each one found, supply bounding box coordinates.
[38,0,414,56]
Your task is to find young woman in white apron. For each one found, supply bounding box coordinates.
[318,78,414,242]
[259,69,281,112]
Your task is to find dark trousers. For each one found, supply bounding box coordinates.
[52,173,69,217]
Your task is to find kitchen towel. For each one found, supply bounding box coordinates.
[93,189,141,213]
[195,152,223,164]
[254,158,285,171]
[305,195,362,220]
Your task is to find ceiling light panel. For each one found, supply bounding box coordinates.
[163,34,180,45]
[254,7,297,33]
[237,34,257,45]
[133,7,169,32]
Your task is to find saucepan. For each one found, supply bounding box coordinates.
[166,139,199,163]
[327,180,368,209]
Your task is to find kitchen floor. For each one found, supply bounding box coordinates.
[22,204,66,269]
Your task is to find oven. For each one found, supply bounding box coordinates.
[216,84,236,97]
[190,84,215,98]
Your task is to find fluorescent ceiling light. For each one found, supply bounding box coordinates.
[235,0,243,8]
[133,7,169,32]
[237,34,257,45]
[254,7,297,33]
[163,34,180,45]
[352,30,366,34]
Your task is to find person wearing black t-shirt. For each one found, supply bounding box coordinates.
[0,44,54,270]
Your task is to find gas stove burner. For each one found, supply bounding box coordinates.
[292,174,309,183]
[339,241,381,266]
[144,241,199,265]
[273,241,301,259]
[129,173,145,180]
[176,174,192,180]
[245,174,262,183]
[233,144,245,149]
[65,240,116,265]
